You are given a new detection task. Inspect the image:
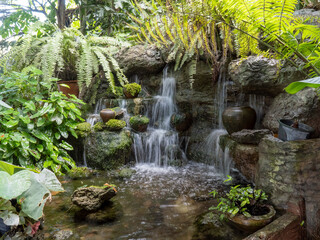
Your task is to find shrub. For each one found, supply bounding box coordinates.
[0,68,84,174]
[105,119,126,131]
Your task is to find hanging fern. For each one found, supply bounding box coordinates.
[2,22,130,97]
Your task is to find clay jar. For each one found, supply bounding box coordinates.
[57,80,79,98]
[227,205,276,233]
[100,109,115,123]
[222,106,256,135]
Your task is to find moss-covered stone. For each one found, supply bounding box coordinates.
[129,115,149,132]
[106,86,124,98]
[123,83,141,98]
[85,130,133,170]
[67,167,96,179]
[93,122,105,132]
[118,168,136,178]
[75,122,92,138]
[106,119,126,131]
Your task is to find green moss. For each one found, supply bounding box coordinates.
[124,83,141,97]
[75,122,92,137]
[106,86,124,98]
[106,119,126,131]
[68,167,95,179]
[130,115,149,125]
[93,122,105,132]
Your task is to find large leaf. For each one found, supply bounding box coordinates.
[0,170,32,199]
[0,211,19,226]
[33,169,64,192]
[0,161,26,175]
[18,178,51,220]
[0,100,12,109]
[285,77,320,94]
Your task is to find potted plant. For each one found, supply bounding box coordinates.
[129,115,149,132]
[210,176,276,233]
[3,22,129,98]
[123,83,142,98]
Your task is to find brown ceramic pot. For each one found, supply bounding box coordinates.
[170,113,193,132]
[123,87,139,99]
[100,109,115,123]
[57,80,79,98]
[222,106,256,135]
[227,205,276,233]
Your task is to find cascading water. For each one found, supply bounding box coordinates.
[86,98,107,126]
[206,69,234,177]
[133,66,185,167]
[249,94,265,128]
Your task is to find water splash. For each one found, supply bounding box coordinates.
[133,66,185,167]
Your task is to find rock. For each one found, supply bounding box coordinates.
[71,186,116,211]
[75,122,92,138]
[115,45,165,75]
[74,199,122,224]
[219,135,259,181]
[170,113,193,132]
[53,229,73,240]
[230,129,273,145]
[192,212,245,240]
[85,130,132,170]
[164,144,187,167]
[67,167,96,180]
[229,56,305,96]
[118,168,136,178]
[262,88,320,136]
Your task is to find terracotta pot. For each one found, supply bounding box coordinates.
[228,205,276,233]
[222,106,256,135]
[57,80,79,98]
[100,109,115,123]
[123,87,139,99]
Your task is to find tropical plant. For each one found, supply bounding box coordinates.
[2,22,130,96]
[0,67,84,174]
[130,0,320,87]
[210,176,268,219]
[0,161,63,238]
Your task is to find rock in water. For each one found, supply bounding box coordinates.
[85,130,132,170]
[71,186,116,211]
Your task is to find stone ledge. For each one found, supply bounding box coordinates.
[244,213,302,240]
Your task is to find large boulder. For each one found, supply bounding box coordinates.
[229,56,305,96]
[262,88,320,136]
[85,130,132,170]
[115,45,166,76]
[71,186,116,211]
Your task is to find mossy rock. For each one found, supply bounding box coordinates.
[123,83,141,98]
[106,86,124,98]
[118,168,136,179]
[67,167,96,180]
[75,122,92,138]
[129,115,150,132]
[85,130,133,170]
[106,119,126,131]
[93,122,105,132]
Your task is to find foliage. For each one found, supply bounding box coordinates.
[106,86,124,98]
[0,68,84,174]
[124,83,141,97]
[75,122,92,137]
[131,0,320,87]
[3,23,130,95]
[67,166,95,179]
[285,76,320,95]
[129,115,149,126]
[106,119,126,131]
[0,161,63,237]
[210,176,268,219]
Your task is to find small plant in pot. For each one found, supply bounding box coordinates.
[123,83,142,98]
[210,176,276,233]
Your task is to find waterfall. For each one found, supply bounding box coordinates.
[133,66,185,167]
[249,94,265,128]
[86,98,107,126]
[205,68,234,177]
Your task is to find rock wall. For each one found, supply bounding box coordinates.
[256,136,320,238]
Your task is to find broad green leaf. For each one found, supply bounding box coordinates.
[51,114,63,125]
[37,117,46,127]
[59,141,73,151]
[285,77,320,94]
[0,170,32,199]
[0,199,15,212]
[32,130,51,142]
[24,101,36,111]
[0,100,12,109]
[3,120,19,128]
[19,115,31,124]
[33,168,64,192]
[0,161,26,175]
[30,103,52,119]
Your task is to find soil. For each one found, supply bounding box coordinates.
[249,205,270,216]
